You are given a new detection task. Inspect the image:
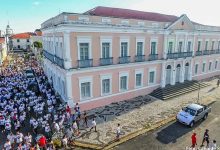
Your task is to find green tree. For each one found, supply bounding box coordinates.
[33,41,43,49]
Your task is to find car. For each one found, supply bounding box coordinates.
[176,103,211,128]
[25,69,35,79]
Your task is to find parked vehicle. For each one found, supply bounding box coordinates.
[25,68,35,79]
[176,103,211,127]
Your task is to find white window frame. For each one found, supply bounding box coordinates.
[78,16,89,22]
[121,20,129,25]
[148,68,156,85]
[177,40,184,52]
[218,41,220,49]
[202,61,206,73]
[79,76,93,101]
[195,63,199,75]
[102,17,111,23]
[168,39,175,53]
[208,61,213,71]
[100,74,112,96]
[187,40,193,52]
[100,37,112,58]
[136,37,145,55]
[211,40,216,50]
[215,59,219,70]
[197,39,202,51]
[120,37,130,57]
[77,36,92,60]
[135,69,144,88]
[150,38,158,54]
[119,72,129,92]
[205,39,209,50]
[138,21,145,26]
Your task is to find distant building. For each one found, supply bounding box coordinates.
[0,37,7,64]
[11,32,33,50]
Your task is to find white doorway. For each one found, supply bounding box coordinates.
[166,65,172,85]
[184,63,189,81]
[176,64,181,83]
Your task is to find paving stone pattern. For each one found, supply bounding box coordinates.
[76,79,220,145]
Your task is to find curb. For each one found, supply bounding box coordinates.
[73,141,103,150]
[74,99,215,150]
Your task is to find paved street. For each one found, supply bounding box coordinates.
[115,98,220,150]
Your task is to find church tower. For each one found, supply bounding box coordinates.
[5,23,13,52]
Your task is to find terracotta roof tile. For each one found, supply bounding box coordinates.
[11,32,33,39]
[84,6,179,22]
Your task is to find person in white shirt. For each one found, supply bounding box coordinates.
[209,140,217,150]
[54,122,60,133]
[7,132,15,144]
[16,131,23,144]
[116,123,121,141]
[62,135,68,148]
[24,132,32,144]
[4,139,11,150]
[90,118,97,132]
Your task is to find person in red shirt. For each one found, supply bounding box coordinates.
[191,133,197,148]
[66,105,71,114]
[38,135,47,149]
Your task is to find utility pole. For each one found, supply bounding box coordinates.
[197,81,200,104]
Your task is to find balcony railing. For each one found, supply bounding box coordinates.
[54,56,64,68]
[135,55,145,62]
[100,57,113,66]
[216,49,220,54]
[210,50,216,55]
[119,56,130,64]
[195,51,202,56]
[43,50,54,63]
[149,54,158,61]
[77,59,93,68]
[167,52,192,59]
[203,50,210,55]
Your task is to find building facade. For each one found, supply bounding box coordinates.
[0,37,7,65]
[11,33,32,50]
[41,7,220,110]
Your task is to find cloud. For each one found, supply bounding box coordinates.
[33,1,40,6]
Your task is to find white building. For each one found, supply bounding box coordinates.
[11,33,33,50]
[0,37,7,64]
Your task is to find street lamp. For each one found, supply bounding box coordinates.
[197,81,201,104]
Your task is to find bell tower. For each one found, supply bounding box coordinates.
[5,23,13,52]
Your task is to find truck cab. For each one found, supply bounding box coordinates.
[176,103,211,127]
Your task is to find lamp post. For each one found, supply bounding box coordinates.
[197,81,201,104]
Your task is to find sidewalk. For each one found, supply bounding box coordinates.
[75,78,220,149]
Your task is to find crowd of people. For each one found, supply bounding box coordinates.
[0,54,123,150]
[0,55,74,149]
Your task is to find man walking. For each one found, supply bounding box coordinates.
[116,123,121,141]
[191,133,197,148]
[90,118,97,132]
[201,129,210,147]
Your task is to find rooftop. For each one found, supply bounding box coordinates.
[84,6,179,22]
[11,32,35,39]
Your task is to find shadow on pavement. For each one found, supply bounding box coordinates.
[156,121,203,144]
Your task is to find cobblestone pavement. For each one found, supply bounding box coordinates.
[75,78,219,146]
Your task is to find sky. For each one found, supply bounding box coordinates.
[0,0,220,33]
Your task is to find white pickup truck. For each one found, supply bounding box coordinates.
[176,103,211,127]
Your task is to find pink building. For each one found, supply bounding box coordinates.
[41,7,220,110]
